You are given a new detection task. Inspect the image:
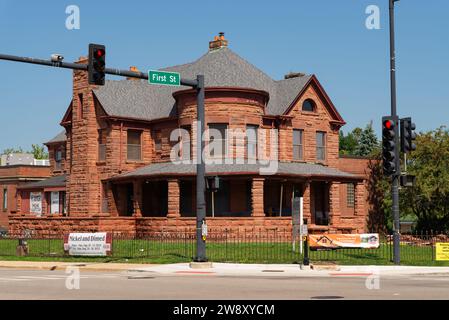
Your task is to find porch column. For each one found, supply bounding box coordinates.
[354,181,366,232]
[16,190,22,215]
[251,177,265,217]
[329,182,341,227]
[132,180,142,217]
[42,192,48,215]
[302,182,311,222]
[167,179,180,218]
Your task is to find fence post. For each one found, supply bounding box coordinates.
[225,229,228,262]
[303,236,310,266]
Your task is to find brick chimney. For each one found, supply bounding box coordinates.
[69,55,101,217]
[127,66,140,80]
[209,32,228,51]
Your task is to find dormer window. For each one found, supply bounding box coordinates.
[54,148,64,170]
[302,99,316,112]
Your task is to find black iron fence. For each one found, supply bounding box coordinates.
[0,229,448,265]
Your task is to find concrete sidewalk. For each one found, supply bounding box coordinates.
[128,262,449,278]
[1,260,449,277]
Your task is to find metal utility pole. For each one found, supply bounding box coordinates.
[389,0,401,265]
[195,74,207,262]
[0,48,208,262]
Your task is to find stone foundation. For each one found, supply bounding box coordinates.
[8,216,365,236]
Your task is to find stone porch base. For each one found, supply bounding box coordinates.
[8,216,365,236]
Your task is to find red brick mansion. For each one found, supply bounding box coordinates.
[10,34,371,235]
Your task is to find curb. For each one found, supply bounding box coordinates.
[0,261,149,272]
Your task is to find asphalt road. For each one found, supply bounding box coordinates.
[0,268,448,300]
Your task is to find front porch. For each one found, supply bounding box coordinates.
[107,175,367,234]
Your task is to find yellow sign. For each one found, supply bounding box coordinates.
[436,243,449,261]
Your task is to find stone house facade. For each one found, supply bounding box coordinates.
[10,35,371,235]
[0,164,51,231]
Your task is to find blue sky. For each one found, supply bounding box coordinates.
[0,0,448,152]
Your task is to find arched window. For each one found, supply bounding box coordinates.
[302,99,316,112]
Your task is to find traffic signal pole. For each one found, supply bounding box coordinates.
[389,0,401,265]
[195,75,207,262]
[0,49,207,262]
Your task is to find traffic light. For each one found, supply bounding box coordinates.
[88,44,106,85]
[400,174,416,187]
[382,116,399,176]
[400,117,416,153]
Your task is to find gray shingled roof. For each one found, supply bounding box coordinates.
[45,130,67,145]
[109,162,359,181]
[93,47,313,121]
[20,174,67,189]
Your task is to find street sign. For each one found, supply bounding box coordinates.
[300,224,308,236]
[148,70,180,86]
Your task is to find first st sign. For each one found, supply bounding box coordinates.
[148,70,180,86]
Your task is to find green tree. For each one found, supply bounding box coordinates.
[400,126,449,231]
[367,126,449,233]
[366,150,392,233]
[31,144,49,160]
[339,127,363,155]
[355,122,379,157]
[1,147,24,155]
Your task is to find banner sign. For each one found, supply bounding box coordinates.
[50,191,59,214]
[309,233,380,250]
[30,192,42,215]
[436,243,449,261]
[63,232,112,256]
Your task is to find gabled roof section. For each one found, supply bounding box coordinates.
[283,75,345,124]
[45,130,67,145]
[60,99,73,125]
[92,47,338,122]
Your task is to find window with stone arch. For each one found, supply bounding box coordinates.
[302,99,316,112]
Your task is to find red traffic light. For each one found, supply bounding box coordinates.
[384,120,394,129]
[94,49,105,58]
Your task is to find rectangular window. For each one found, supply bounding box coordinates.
[55,149,63,170]
[293,129,303,160]
[98,130,106,161]
[61,192,67,215]
[127,130,142,160]
[316,131,326,161]
[2,188,7,211]
[347,183,355,208]
[153,130,162,152]
[246,125,258,159]
[208,124,227,158]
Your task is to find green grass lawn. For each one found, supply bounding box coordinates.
[1,238,448,266]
